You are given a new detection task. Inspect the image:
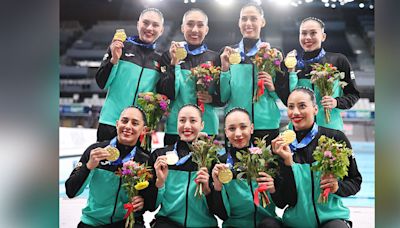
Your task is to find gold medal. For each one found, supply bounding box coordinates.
[166,151,179,165]
[175,47,187,61]
[113,29,127,42]
[218,168,233,184]
[284,49,297,69]
[106,146,120,161]
[281,130,296,145]
[284,56,297,68]
[229,52,241,65]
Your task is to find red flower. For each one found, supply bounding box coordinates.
[200,63,211,69]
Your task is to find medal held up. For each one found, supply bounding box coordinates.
[113,29,127,42]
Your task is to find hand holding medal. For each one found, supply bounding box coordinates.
[113,29,127,42]
[218,164,233,184]
[281,130,296,145]
[284,49,297,69]
[175,42,187,61]
[229,48,241,65]
[165,151,179,165]
[105,146,120,162]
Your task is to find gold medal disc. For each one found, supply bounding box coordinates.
[175,47,187,61]
[229,52,241,65]
[281,130,296,145]
[218,168,233,184]
[113,29,127,42]
[106,147,120,161]
[284,56,297,69]
[166,152,179,165]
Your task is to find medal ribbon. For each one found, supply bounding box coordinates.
[109,137,137,165]
[289,123,319,153]
[238,39,262,62]
[172,142,193,166]
[183,43,208,56]
[296,48,326,69]
[126,36,156,49]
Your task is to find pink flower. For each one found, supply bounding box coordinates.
[121,169,132,175]
[324,151,332,158]
[263,53,269,59]
[144,95,151,102]
[274,60,281,66]
[160,100,168,111]
[123,160,136,169]
[249,147,262,155]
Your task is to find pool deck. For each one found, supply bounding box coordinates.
[60,198,375,228]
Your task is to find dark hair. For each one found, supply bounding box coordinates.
[241,2,264,18]
[140,8,164,24]
[300,17,325,29]
[123,105,147,125]
[291,86,317,106]
[178,104,203,118]
[224,107,251,122]
[182,8,208,26]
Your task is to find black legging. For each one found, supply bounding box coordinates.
[97,123,117,142]
[320,219,352,228]
[257,217,283,228]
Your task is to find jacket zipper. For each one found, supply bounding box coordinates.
[249,183,257,228]
[310,165,321,226]
[251,63,255,125]
[132,67,145,105]
[110,177,122,224]
[184,172,191,227]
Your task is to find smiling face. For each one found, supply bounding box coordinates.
[225,110,254,149]
[137,10,164,44]
[287,90,318,131]
[177,106,204,142]
[299,19,326,52]
[181,10,209,45]
[238,5,265,39]
[116,107,146,146]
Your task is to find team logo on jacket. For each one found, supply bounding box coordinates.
[125,53,135,57]
[154,61,161,70]
[350,71,355,80]
[102,53,109,61]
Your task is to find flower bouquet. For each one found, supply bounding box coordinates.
[116,161,152,228]
[251,46,283,102]
[311,135,352,203]
[190,61,221,113]
[234,136,279,207]
[137,92,170,151]
[308,63,347,123]
[189,135,223,197]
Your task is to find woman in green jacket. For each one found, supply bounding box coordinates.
[269,87,362,228]
[219,2,288,146]
[65,106,151,228]
[286,17,360,130]
[210,108,281,228]
[148,104,218,228]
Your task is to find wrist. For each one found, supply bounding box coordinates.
[155,178,165,188]
[86,163,95,170]
[110,57,118,65]
[284,157,294,166]
[170,58,178,65]
[213,182,222,191]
